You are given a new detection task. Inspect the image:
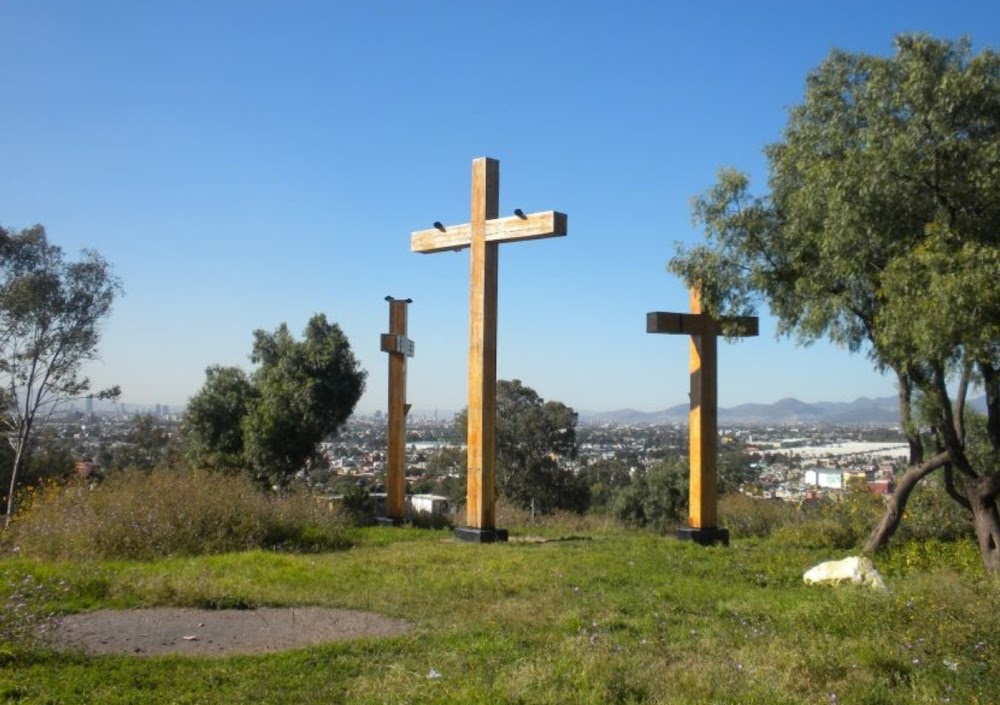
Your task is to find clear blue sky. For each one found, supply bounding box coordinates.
[2,1,998,415]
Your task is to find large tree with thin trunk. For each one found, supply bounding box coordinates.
[668,35,1000,571]
[1,225,121,525]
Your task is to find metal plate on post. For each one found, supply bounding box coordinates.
[380,334,415,357]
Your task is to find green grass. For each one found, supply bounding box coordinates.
[2,526,998,704]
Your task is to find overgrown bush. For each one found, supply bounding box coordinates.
[895,474,975,543]
[770,489,885,550]
[719,493,798,538]
[3,470,355,561]
[610,458,687,533]
[495,499,619,533]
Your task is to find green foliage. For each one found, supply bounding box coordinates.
[458,379,587,514]
[184,314,366,488]
[3,470,355,560]
[0,429,76,500]
[106,414,177,472]
[417,445,467,505]
[578,457,633,512]
[611,457,687,532]
[339,482,375,526]
[183,365,255,471]
[0,571,63,651]
[495,380,586,513]
[1,528,998,703]
[719,494,798,538]
[0,225,121,521]
[896,473,976,543]
[669,34,1000,568]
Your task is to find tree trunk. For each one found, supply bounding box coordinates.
[4,438,27,529]
[863,451,949,554]
[896,372,923,465]
[967,476,1000,574]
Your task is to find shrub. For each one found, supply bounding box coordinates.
[767,490,885,550]
[495,499,619,533]
[3,470,355,561]
[719,494,797,538]
[610,458,687,533]
[772,517,864,550]
[895,474,975,543]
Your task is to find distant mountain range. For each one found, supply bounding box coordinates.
[578,395,988,426]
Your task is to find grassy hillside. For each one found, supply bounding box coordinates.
[1,525,997,704]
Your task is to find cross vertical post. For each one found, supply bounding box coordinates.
[380,296,414,525]
[467,158,499,533]
[647,286,758,546]
[410,157,567,543]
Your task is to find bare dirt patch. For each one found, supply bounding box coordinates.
[52,607,412,657]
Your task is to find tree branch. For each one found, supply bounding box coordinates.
[864,450,951,553]
[932,363,978,479]
[943,463,972,510]
[981,362,1000,453]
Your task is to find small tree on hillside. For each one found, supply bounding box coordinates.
[458,379,587,513]
[669,35,1000,571]
[0,225,121,525]
[184,314,366,488]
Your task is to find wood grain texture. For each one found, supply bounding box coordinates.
[687,288,717,529]
[384,299,410,520]
[411,211,567,253]
[466,157,500,529]
[646,288,759,531]
[411,157,566,533]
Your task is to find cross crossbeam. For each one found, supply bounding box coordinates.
[647,288,758,546]
[411,157,567,542]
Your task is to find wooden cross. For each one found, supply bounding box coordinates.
[411,157,567,542]
[380,296,414,524]
[647,287,758,546]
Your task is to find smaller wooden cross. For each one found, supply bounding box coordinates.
[380,296,414,524]
[647,287,758,546]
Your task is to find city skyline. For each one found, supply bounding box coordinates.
[3,2,998,415]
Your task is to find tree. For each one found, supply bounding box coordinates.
[0,225,121,525]
[669,35,1000,570]
[459,379,587,513]
[611,457,688,533]
[108,414,176,472]
[183,366,256,472]
[420,445,467,505]
[184,314,366,488]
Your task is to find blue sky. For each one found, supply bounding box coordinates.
[2,1,998,416]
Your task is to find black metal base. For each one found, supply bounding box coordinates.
[454,527,509,543]
[375,516,404,527]
[675,527,730,547]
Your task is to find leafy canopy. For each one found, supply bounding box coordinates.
[492,379,586,514]
[672,34,1000,367]
[0,224,121,521]
[184,314,366,487]
[669,34,1000,569]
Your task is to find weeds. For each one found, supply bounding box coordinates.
[0,572,65,652]
[2,470,354,561]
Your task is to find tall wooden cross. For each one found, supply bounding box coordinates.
[411,157,567,543]
[647,287,758,546]
[379,296,414,525]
